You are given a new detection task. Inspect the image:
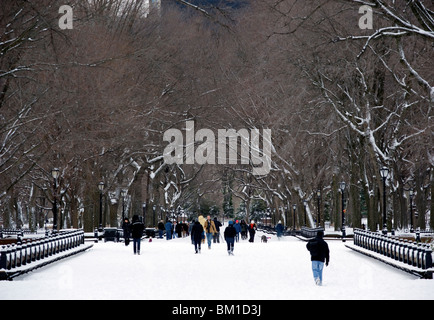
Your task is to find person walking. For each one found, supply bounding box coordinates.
[275,220,284,240]
[130,215,145,255]
[191,220,204,254]
[224,221,237,255]
[175,221,183,238]
[306,230,330,286]
[248,220,257,243]
[122,217,131,246]
[157,220,165,239]
[198,215,206,244]
[234,220,241,242]
[165,219,173,240]
[240,220,248,240]
[213,217,222,243]
[204,215,217,249]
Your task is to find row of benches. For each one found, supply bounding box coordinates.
[350,228,433,279]
[0,230,89,280]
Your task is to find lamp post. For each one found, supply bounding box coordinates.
[409,188,414,233]
[285,206,288,229]
[340,181,346,242]
[380,167,389,235]
[317,189,321,228]
[303,200,307,226]
[292,204,297,232]
[267,208,271,227]
[142,202,147,226]
[98,182,105,232]
[121,189,127,222]
[51,168,60,233]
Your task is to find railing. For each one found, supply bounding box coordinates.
[0,230,86,280]
[257,225,294,237]
[0,228,40,238]
[353,228,433,279]
[301,227,325,239]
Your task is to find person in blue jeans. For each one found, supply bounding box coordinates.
[275,220,284,239]
[165,219,173,240]
[204,215,217,249]
[224,221,237,255]
[306,230,330,286]
[130,215,145,255]
[234,220,241,242]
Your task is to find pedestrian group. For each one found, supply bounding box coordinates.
[122,214,331,286]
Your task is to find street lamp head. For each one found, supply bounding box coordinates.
[121,189,127,197]
[380,167,389,179]
[98,182,105,192]
[409,188,414,198]
[317,189,321,198]
[340,181,346,192]
[51,168,60,180]
[292,204,297,210]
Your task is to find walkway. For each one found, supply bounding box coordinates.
[1,232,432,300]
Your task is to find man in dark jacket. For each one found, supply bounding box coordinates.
[130,215,145,255]
[224,221,237,255]
[306,230,330,286]
[191,220,204,254]
[213,217,222,243]
[157,220,165,239]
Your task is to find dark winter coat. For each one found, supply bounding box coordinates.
[234,222,241,233]
[213,218,222,232]
[130,216,145,239]
[275,223,284,234]
[240,221,247,232]
[224,225,237,239]
[191,221,204,242]
[122,219,131,238]
[306,232,330,265]
[248,223,257,234]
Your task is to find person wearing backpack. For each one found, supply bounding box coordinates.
[130,215,145,255]
[224,221,237,255]
[306,230,330,286]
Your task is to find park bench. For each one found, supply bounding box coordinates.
[346,228,433,279]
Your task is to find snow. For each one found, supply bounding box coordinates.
[0,228,433,300]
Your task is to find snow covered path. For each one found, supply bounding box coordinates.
[1,231,433,300]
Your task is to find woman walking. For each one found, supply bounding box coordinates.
[122,217,131,246]
[191,220,204,254]
[248,220,257,243]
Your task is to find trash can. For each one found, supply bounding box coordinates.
[103,228,119,242]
